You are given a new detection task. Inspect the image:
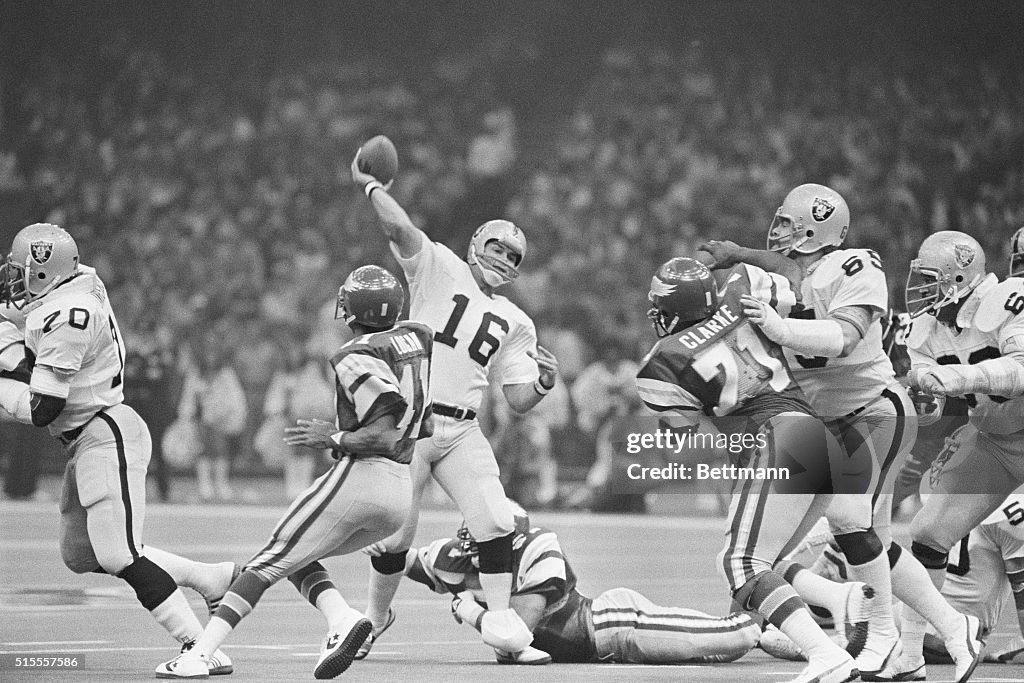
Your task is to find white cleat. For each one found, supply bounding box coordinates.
[871,655,926,682]
[833,581,872,652]
[206,649,233,676]
[759,625,806,662]
[354,608,395,661]
[314,616,373,679]
[155,651,209,679]
[944,614,982,683]
[785,654,859,683]
[495,645,552,665]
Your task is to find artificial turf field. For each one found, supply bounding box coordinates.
[2,498,1021,682]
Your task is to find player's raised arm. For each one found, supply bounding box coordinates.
[350,149,424,259]
[697,239,804,291]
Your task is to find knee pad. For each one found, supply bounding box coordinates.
[910,541,948,571]
[833,530,884,566]
[371,550,408,576]
[118,556,177,610]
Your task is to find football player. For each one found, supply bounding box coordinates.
[157,265,434,679]
[1010,227,1024,279]
[704,185,981,682]
[637,256,866,683]
[0,223,236,674]
[350,148,558,658]
[899,230,1024,680]
[363,502,764,665]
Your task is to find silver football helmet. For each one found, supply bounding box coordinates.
[1,223,80,308]
[906,231,986,318]
[467,220,526,288]
[1010,226,1024,278]
[767,183,850,255]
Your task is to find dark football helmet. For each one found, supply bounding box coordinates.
[335,265,405,330]
[647,257,718,337]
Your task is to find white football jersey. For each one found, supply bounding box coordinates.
[941,488,1024,635]
[24,266,127,435]
[906,274,1024,432]
[787,248,896,416]
[391,235,538,411]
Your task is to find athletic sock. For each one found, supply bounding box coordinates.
[776,560,847,616]
[288,562,351,628]
[151,589,204,644]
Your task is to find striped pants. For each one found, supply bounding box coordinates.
[592,588,760,663]
[59,404,152,575]
[245,455,411,583]
[720,412,838,593]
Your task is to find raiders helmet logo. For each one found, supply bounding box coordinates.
[649,277,677,298]
[30,240,54,264]
[954,243,975,269]
[811,197,835,222]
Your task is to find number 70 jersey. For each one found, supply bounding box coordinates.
[391,236,539,411]
[24,267,127,435]
[636,264,808,421]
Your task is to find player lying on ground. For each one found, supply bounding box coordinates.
[156,265,434,680]
[362,501,763,665]
[0,223,237,675]
[350,143,558,661]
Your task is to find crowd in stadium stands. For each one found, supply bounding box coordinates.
[3,34,1024,506]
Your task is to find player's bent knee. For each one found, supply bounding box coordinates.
[910,541,949,571]
[833,530,883,565]
[118,556,177,610]
[371,550,408,575]
[62,550,101,574]
[909,514,954,554]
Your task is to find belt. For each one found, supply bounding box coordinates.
[432,403,477,421]
[59,411,102,445]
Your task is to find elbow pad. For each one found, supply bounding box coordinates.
[776,318,845,358]
[0,377,32,424]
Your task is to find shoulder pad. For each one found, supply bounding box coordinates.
[974,277,1024,334]
[903,313,934,351]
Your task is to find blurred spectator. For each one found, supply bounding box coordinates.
[259,340,335,498]
[177,337,248,502]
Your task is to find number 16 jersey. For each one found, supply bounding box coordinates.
[391,234,539,412]
[636,264,811,428]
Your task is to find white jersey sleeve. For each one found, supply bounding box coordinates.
[490,308,539,387]
[817,248,889,315]
[740,263,799,316]
[390,232,463,295]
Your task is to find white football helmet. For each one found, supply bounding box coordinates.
[905,231,986,318]
[467,220,526,288]
[1,223,80,308]
[767,183,850,255]
[1010,226,1024,278]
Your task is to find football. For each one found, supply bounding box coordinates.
[358,135,399,184]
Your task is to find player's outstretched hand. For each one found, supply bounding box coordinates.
[284,418,336,452]
[906,367,952,397]
[740,294,787,342]
[351,148,394,192]
[528,345,559,390]
[697,239,742,269]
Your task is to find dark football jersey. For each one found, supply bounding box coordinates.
[329,320,433,464]
[636,263,813,429]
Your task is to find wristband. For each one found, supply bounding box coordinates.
[364,180,384,199]
[533,378,552,396]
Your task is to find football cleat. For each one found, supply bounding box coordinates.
[495,646,552,665]
[314,617,372,679]
[155,650,209,679]
[832,582,872,652]
[758,625,806,662]
[785,654,859,683]
[851,584,902,680]
[944,614,982,683]
[872,655,926,682]
[354,608,395,661]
